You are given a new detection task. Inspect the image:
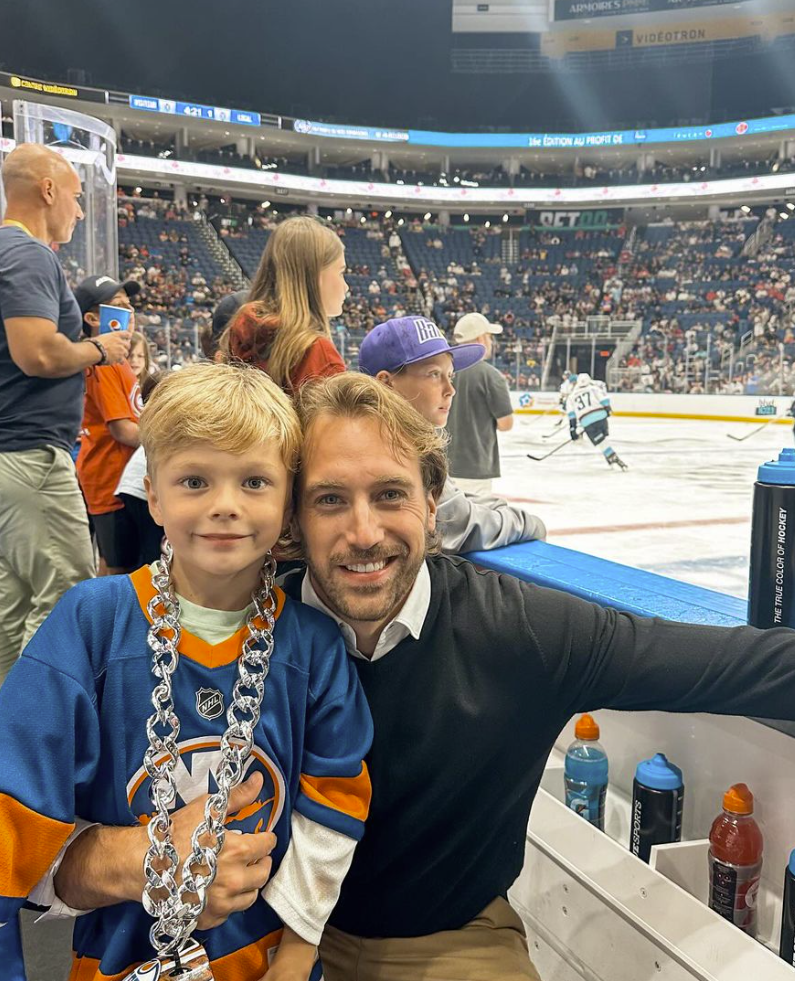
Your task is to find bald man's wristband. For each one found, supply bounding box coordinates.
[87,338,108,366]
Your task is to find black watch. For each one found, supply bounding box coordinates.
[88,338,108,366]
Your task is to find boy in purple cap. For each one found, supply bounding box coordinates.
[359,316,546,552]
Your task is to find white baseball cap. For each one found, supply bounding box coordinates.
[453,312,503,343]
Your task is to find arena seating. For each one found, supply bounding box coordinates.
[55,194,795,393]
[611,215,795,393]
[116,197,237,367]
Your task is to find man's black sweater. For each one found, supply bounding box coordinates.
[286,555,795,938]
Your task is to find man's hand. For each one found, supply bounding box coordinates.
[54,771,276,928]
[97,329,133,365]
[258,926,317,981]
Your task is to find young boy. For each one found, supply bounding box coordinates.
[0,362,372,981]
[358,315,547,552]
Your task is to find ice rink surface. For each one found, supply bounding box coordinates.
[493,413,795,599]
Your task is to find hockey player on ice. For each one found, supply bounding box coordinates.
[559,372,578,409]
[566,373,628,470]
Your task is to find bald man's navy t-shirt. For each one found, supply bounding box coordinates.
[0,226,84,452]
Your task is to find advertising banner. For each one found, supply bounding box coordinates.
[552,0,752,23]
[0,72,105,104]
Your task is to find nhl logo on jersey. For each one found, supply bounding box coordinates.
[195,687,224,720]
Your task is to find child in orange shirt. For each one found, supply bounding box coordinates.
[74,274,143,574]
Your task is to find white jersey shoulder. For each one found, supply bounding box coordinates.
[566,383,610,423]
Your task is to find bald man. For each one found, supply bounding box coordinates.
[0,144,132,684]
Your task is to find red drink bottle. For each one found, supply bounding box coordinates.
[708,783,764,938]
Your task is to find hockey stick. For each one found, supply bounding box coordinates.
[541,417,567,439]
[525,404,559,427]
[527,438,572,461]
[727,421,774,442]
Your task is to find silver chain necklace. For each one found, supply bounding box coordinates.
[138,541,278,969]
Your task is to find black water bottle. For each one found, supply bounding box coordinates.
[630,753,684,864]
[780,850,795,965]
[748,449,795,629]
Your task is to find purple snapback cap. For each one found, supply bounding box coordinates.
[358,316,485,376]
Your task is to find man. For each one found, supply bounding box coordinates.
[74,274,144,574]
[41,374,795,981]
[445,311,514,496]
[0,144,131,683]
[358,315,546,552]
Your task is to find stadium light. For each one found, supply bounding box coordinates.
[780,212,789,220]
[741,205,751,213]
[346,207,353,215]
[398,218,405,226]
[485,220,491,228]
[385,210,392,218]
[360,216,366,224]
[135,186,142,193]
[261,200,270,208]
[502,214,509,223]
[788,203,795,211]
[463,213,470,222]
[424,212,432,221]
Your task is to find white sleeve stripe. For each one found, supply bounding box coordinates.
[30,818,97,921]
[263,811,357,946]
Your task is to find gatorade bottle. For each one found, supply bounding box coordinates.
[779,849,795,965]
[564,714,608,830]
[748,448,795,628]
[708,783,764,937]
[630,753,684,863]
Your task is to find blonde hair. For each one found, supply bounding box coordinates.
[128,331,151,378]
[279,373,447,558]
[139,362,301,475]
[221,216,344,391]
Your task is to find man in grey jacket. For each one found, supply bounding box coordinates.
[358,316,545,552]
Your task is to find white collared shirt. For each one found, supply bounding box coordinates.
[300,561,431,661]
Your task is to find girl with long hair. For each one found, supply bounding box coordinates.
[222,215,349,393]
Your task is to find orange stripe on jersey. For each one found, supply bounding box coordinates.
[68,927,284,981]
[129,565,285,669]
[211,927,283,981]
[300,763,371,822]
[0,793,74,898]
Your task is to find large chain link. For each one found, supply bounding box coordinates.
[141,541,277,957]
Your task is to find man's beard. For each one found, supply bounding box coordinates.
[306,543,424,624]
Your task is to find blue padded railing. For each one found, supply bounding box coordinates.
[465,539,746,627]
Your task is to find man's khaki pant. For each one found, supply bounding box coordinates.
[319,898,541,981]
[0,446,95,684]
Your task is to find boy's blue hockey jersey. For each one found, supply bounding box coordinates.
[0,566,373,981]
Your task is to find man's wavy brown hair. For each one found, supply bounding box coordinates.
[277,372,448,559]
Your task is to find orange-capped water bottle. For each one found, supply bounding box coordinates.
[708,783,764,937]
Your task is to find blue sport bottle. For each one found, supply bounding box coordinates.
[564,714,608,830]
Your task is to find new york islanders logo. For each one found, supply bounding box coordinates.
[126,736,285,833]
